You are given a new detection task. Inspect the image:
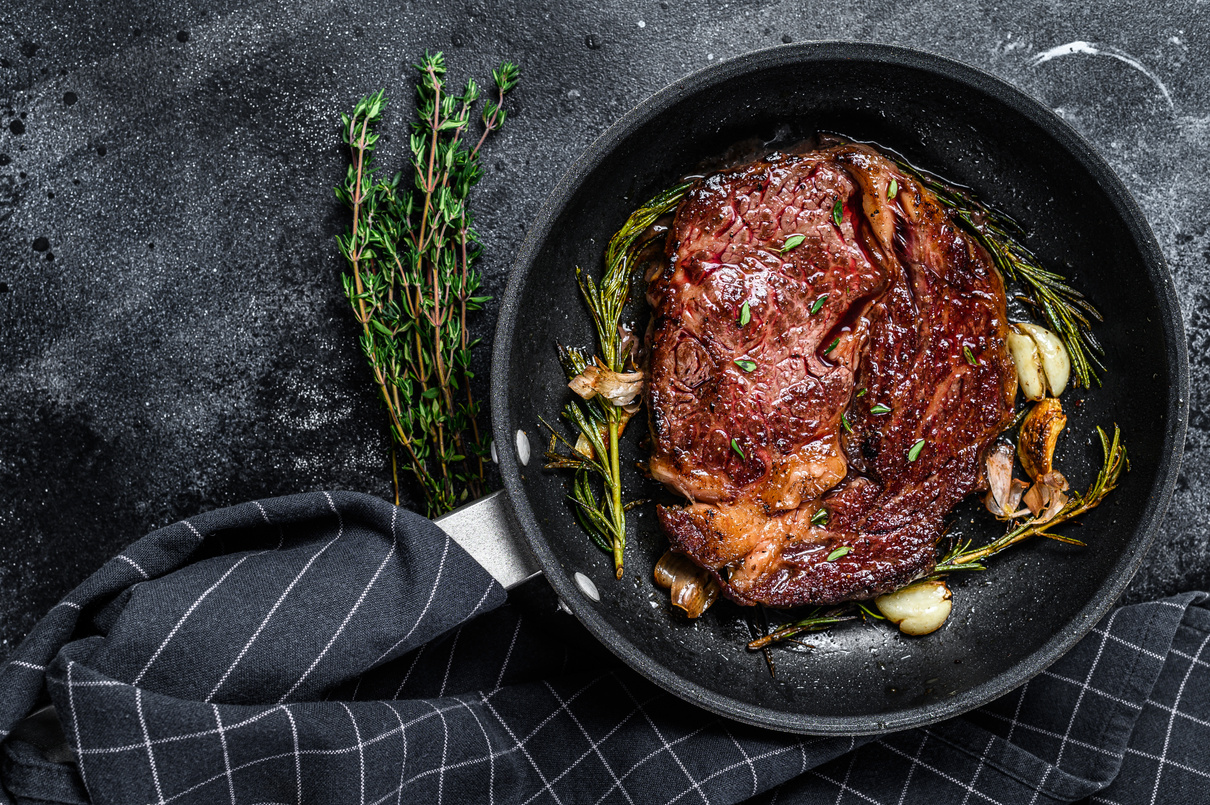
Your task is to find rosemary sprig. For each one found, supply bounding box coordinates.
[747,424,1126,651]
[893,158,1105,388]
[545,181,692,578]
[335,53,519,516]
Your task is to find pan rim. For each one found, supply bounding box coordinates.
[491,40,1189,735]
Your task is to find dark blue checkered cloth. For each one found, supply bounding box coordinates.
[0,491,1206,804]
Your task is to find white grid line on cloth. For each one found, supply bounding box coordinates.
[73,680,125,688]
[430,700,450,805]
[616,675,710,805]
[279,705,302,805]
[482,691,568,805]
[515,682,645,805]
[1090,797,1125,805]
[811,765,882,805]
[666,743,821,805]
[875,739,1004,805]
[379,701,408,805]
[439,625,463,698]
[69,697,284,754]
[1142,694,1210,729]
[959,735,997,805]
[66,661,88,789]
[252,500,273,525]
[1089,627,1167,661]
[465,583,495,620]
[136,688,167,805]
[392,644,426,699]
[135,553,257,684]
[1149,629,1210,805]
[1026,607,1121,805]
[8,660,45,671]
[1169,645,1210,672]
[723,726,758,798]
[277,540,397,703]
[182,520,205,541]
[1041,670,1143,710]
[54,600,82,610]
[494,617,524,692]
[833,752,858,805]
[339,703,367,805]
[206,514,344,702]
[1005,681,1029,746]
[118,554,151,579]
[212,705,237,805]
[370,530,453,668]
[451,696,498,805]
[592,721,715,805]
[894,732,929,805]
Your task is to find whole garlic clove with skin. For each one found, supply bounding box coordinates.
[1015,322,1071,397]
[1007,326,1047,401]
[875,580,953,636]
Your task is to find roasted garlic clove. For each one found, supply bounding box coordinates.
[875,580,953,636]
[1023,470,1070,524]
[1018,397,1067,480]
[1015,322,1071,397]
[1007,325,1047,401]
[654,550,720,619]
[983,441,1030,520]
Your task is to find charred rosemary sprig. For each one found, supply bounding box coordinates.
[933,424,1126,574]
[335,54,519,516]
[894,159,1105,388]
[746,608,857,651]
[545,182,692,578]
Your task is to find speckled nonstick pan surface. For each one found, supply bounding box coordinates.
[491,42,1188,735]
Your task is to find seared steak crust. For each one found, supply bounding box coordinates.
[648,144,1016,607]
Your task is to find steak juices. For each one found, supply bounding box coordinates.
[646,143,1017,607]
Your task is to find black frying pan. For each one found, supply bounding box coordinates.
[488,42,1187,734]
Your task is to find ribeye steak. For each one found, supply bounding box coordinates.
[647,143,1017,607]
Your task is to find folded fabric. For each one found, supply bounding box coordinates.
[0,491,1206,805]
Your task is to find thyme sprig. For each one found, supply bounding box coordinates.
[335,53,519,516]
[894,158,1105,388]
[747,424,1126,651]
[545,181,692,578]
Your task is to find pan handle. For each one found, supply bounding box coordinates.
[434,490,542,589]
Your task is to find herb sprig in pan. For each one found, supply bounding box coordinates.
[544,182,692,578]
[335,54,519,516]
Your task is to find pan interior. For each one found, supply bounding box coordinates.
[494,46,1182,733]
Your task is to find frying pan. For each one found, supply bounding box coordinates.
[460,42,1187,735]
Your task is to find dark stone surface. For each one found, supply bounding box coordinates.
[0,0,1206,659]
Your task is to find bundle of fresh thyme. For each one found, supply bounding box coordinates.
[335,53,519,516]
[544,182,692,578]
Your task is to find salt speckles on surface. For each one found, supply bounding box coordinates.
[1,0,1209,658]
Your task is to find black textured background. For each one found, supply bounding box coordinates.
[0,0,1206,660]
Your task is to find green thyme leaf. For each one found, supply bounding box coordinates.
[963,345,978,366]
[871,403,891,415]
[781,233,806,252]
[810,295,828,315]
[888,177,898,198]
[739,300,751,326]
[841,412,852,433]
[731,438,745,459]
[734,358,757,372]
[825,337,840,355]
[810,508,829,526]
[832,198,843,227]
[826,546,851,561]
[908,439,926,462]
[856,388,868,398]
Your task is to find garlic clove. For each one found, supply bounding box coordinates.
[875,580,953,636]
[1018,397,1067,480]
[654,550,720,619]
[1016,322,1070,397]
[1007,325,1046,401]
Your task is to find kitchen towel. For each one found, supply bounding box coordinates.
[0,490,1206,805]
